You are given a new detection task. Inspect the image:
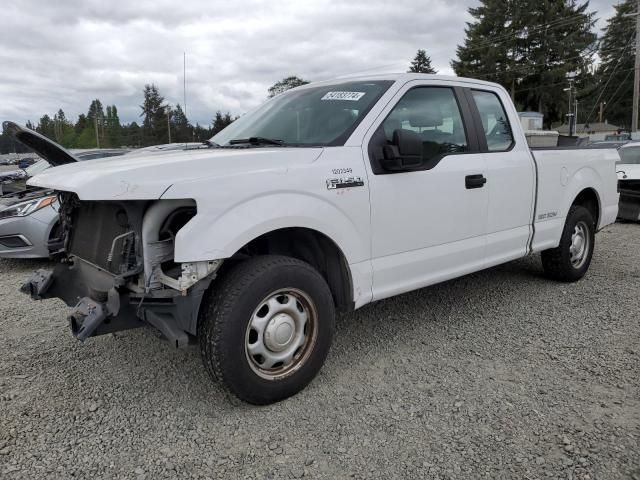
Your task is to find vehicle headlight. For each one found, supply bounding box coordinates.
[0,196,57,219]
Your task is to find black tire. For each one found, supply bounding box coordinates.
[198,255,335,405]
[541,205,595,282]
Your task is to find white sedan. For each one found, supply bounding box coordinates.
[616,143,640,221]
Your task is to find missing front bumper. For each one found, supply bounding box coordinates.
[68,297,109,341]
[20,259,212,346]
[21,269,54,299]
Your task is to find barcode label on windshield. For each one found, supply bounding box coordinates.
[321,91,366,101]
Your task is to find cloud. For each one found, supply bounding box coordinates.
[0,0,617,127]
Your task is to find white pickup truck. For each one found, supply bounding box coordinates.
[9,74,619,404]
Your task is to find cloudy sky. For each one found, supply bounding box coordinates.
[0,0,616,127]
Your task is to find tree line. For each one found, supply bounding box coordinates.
[0,0,634,155]
[0,84,237,154]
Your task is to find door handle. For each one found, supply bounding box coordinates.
[465,174,487,189]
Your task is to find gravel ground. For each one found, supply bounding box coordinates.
[1,223,639,479]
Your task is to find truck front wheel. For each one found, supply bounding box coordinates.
[541,205,595,282]
[198,255,335,404]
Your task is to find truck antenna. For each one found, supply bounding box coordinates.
[183,52,187,121]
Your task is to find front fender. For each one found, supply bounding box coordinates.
[171,192,368,265]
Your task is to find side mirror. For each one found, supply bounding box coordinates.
[381,129,423,171]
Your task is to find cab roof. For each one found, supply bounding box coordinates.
[297,73,502,90]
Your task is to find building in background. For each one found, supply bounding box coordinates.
[558,121,621,141]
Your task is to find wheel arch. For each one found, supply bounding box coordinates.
[571,187,601,230]
[225,227,355,312]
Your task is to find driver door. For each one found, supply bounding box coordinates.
[363,82,489,300]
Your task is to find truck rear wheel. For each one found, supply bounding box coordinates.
[541,205,595,282]
[198,255,335,405]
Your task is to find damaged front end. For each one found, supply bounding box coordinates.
[22,192,222,346]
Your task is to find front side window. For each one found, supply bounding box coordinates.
[380,87,469,160]
[471,90,514,152]
[210,81,392,147]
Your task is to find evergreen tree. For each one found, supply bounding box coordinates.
[75,99,107,148]
[74,114,88,135]
[408,49,437,74]
[122,122,142,147]
[193,123,212,142]
[590,0,635,129]
[74,127,97,148]
[212,111,235,134]
[53,108,75,146]
[452,0,597,126]
[140,84,169,146]
[87,99,105,122]
[268,76,309,98]
[36,114,55,140]
[105,105,122,147]
[172,103,191,142]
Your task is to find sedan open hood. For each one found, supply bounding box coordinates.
[2,121,78,166]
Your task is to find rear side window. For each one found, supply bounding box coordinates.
[471,90,514,152]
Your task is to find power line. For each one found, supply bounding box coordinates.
[601,72,634,119]
[604,69,633,108]
[335,13,602,80]
[456,12,595,54]
[331,12,628,86]
[581,30,636,131]
[468,44,621,80]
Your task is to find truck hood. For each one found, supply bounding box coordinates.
[27,147,323,200]
[3,121,78,166]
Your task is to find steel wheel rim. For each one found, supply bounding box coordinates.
[244,288,318,380]
[569,221,590,268]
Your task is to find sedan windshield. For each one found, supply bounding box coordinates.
[210,80,393,147]
[619,146,640,165]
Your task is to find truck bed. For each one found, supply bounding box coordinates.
[530,147,619,253]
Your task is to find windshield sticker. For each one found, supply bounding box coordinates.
[321,91,366,101]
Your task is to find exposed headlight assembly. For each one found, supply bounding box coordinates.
[0,196,57,219]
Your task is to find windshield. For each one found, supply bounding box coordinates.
[619,146,640,165]
[210,80,393,147]
[25,159,50,176]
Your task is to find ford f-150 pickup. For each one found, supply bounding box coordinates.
[6,74,619,404]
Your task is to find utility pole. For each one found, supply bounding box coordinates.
[183,52,187,120]
[166,106,172,144]
[633,0,640,131]
[564,74,576,136]
[599,102,606,123]
[94,116,100,148]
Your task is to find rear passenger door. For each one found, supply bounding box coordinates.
[363,81,489,301]
[465,88,536,266]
